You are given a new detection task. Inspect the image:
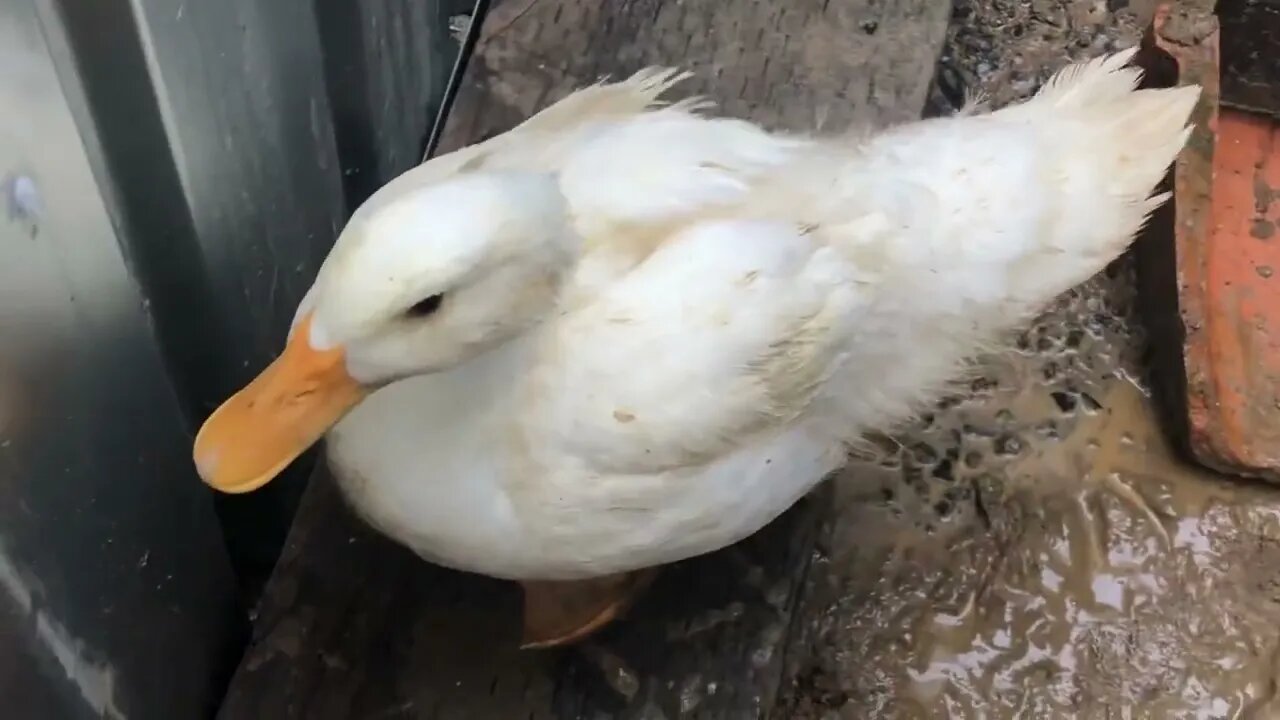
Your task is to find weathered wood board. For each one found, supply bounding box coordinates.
[218,0,949,717]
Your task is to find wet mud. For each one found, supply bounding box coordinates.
[782,266,1280,717]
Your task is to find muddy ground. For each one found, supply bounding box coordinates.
[776,0,1280,717]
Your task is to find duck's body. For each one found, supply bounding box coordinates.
[195,50,1198,643]
[326,50,1195,581]
[329,334,842,580]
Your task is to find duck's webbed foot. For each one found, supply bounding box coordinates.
[519,568,658,648]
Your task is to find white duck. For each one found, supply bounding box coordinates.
[193,49,1197,646]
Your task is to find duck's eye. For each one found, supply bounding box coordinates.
[405,294,444,318]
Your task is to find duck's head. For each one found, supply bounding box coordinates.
[192,169,573,494]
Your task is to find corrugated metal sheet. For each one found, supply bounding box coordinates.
[1,0,462,714]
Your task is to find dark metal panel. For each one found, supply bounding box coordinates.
[42,0,465,591]
[128,0,350,593]
[1218,0,1280,117]
[316,0,473,207]
[123,0,348,390]
[1,0,244,716]
[45,0,347,419]
[43,0,351,590]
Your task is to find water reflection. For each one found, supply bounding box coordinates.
[783,270,1280,719]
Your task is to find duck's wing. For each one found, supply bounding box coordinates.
[509,67,700,137]
[532,49,1201,479]
[794,49,1200,429]
[461,67,732,169]
[530,217,858,475]
[554,105,804,233]
[393,67,699,187]
[534,50,1200,475]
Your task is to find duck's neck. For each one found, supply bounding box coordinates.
[323,333,538,575]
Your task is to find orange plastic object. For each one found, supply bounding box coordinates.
[1136,5,1280,480]
[1196,109,1280,475]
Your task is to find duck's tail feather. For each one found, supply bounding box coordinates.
[817,50,1200,429]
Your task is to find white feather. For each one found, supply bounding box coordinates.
[559,109,805,229]
[304,51,1201,579]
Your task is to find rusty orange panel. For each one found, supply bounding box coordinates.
[1196,109,1280,474]
[1136,4,1280,480]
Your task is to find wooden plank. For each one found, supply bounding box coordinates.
[438,0,947,147]
[220,477,828,719]
[218,0,950,717]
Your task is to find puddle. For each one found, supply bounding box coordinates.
[780,260,1280,719]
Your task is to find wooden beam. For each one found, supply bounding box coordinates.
[438,0,948,145]
[218,1,949,717]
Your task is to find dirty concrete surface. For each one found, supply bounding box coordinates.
[776,0,1280,717]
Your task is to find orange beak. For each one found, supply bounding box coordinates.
[193,314,367,493]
